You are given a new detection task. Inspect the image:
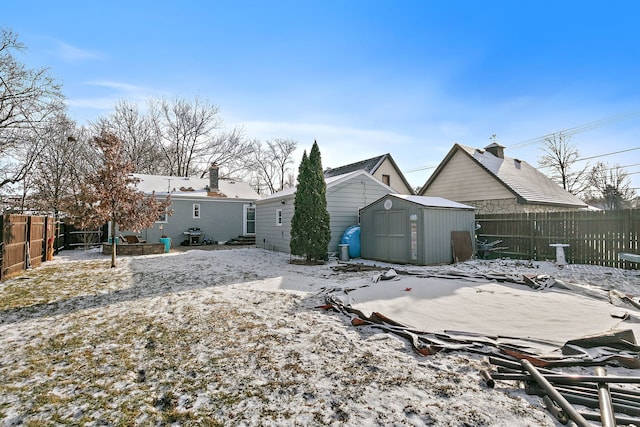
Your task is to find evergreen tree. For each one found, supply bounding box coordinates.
[290,141,331,262]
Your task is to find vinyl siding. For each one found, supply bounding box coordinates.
[372,160,413,194]
[255,173,392,255]
[131,197,250,245]
[422,208,475,265]
[325,178,391,252]
[423,151,514,201]
[255,197,294,252]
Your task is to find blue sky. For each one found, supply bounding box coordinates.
[4,1,640,191]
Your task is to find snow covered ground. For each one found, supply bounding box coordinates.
[1,247,639,426]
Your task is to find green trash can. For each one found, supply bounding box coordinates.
[159,237,171,253]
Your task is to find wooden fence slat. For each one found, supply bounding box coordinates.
[1,214,55,280]
[477,208,640,270]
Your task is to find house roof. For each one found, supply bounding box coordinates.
[257,169,394,203]
[324,153,415,194]
[131,174,260,200]
[324,154,388,177]
[420,144,587,208]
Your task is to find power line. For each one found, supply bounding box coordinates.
[574,147,640,162]
[412,146,640,174]
[535,147,640,170]
[405,165,437,174]
[406,113,640,174]
[617,163,640,169]
[508,111,640,149]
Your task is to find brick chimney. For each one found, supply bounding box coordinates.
[484,142,505,159]
[209,163,219,191]
[207,163,225,197]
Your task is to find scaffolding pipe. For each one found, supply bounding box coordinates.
[521,360,592,427]
[595,367,616,427]
[489,371,640,385]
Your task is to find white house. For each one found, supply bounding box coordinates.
[255,170,394,255]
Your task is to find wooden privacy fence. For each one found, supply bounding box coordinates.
[0,214,56,280]
[476,209,640,269]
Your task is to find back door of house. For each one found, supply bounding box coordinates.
[243,205,256,235]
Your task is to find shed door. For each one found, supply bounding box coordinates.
[372,210,408,263]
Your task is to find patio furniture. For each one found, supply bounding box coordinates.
[619,252,640,264]
[121,235,146,244]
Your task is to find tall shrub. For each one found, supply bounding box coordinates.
[290,141,330,262]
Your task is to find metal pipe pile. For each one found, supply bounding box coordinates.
[483,356,640,426]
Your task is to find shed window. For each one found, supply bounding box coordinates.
[193,203,200,219]
[276,209,283,226]
[382,174,390,186]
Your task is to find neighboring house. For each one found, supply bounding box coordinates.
[324,153,415,195]
[125,164,260,246]
[418,143,588,214]
[255,170,395,255]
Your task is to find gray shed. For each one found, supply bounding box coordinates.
[360,194,476,265]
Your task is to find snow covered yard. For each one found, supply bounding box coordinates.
[1,247,639,426]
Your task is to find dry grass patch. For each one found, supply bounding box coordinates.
[0,260,132,311]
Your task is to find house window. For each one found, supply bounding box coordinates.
[156,207,168,223]
[193,203,201,219]
[382,174,390,186]
[276,209,283,226]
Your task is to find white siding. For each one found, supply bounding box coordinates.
[424,151,513,201]
[255,197,294,252]
[326,177,391,253]
[256,173,393,256]
[373,160,413,194]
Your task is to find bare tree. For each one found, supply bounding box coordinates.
[29,111,86,219]
[93,100,164,174]
[249,138,298,194]
[198,126,257,179]
[538,132,590,197]
[0,28,64,190]
[151,97,222,177]
[149,97,257,178]
[63,126,102,220]
[585,162,635,210]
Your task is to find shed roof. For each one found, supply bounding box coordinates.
[391,194,476,210]
[131,173,260,200]
[367,194,476,210]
